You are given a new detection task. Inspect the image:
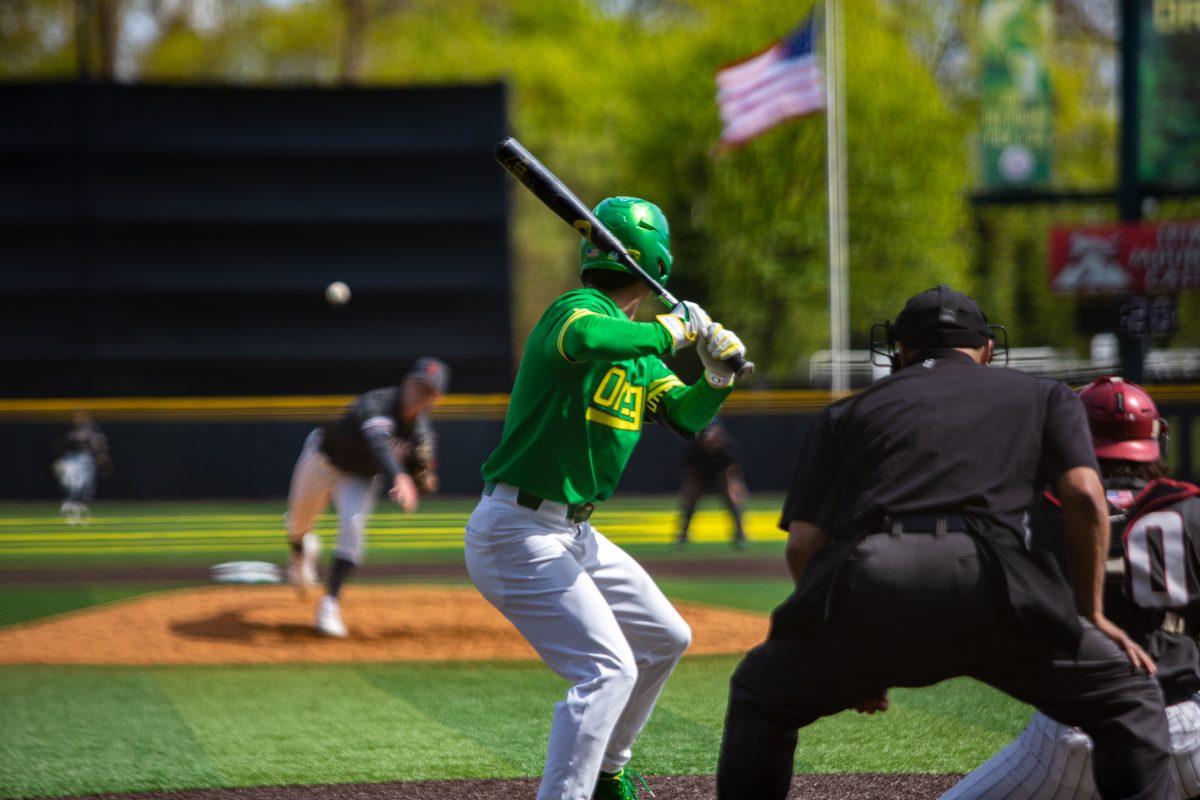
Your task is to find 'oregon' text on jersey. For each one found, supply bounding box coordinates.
[587,367,644,431]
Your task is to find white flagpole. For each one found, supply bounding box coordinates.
[824,0,850,393]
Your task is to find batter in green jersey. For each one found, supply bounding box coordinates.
[466,196,748,800]
[482,286,732,506]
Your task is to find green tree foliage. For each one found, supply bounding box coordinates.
[616,0,972,370]
[0,0,77,77]
[134,0,974,376]
[4,0,1193,371]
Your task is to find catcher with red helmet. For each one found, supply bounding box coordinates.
[1081,375,1169,464]
[945,376,1200,800]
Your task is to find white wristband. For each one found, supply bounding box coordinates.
[704,368,734,389]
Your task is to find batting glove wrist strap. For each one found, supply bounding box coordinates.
[698,323,746,388]
[656,313,692,352]
[656,301,710,353]
[703,367,735,389]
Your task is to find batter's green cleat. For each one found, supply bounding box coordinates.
[593,768,653,799]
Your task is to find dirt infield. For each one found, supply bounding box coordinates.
[0,584,770,665]
[57,774,962,800]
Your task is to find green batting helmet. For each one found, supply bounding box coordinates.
[579,196,673,286]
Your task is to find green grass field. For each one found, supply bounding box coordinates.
[0,498,1030,798]
[0,496,788,567]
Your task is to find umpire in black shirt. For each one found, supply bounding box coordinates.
[716,286,1173,800]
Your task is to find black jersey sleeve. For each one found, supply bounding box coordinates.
[354,388,404,482]
[355,388,399,421]
[1040,381,1100,480]
[779,407,836,531]
[362,425,403,483]
[404,416,439,493]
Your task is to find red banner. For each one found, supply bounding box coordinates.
[1047,220,1200,294]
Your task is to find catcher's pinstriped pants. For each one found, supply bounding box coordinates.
[942,695,1200,800]
[717,531,1173,800]
[465,485,691,800]
[285,429,379,565]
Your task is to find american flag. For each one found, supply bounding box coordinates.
[716,15,825,147]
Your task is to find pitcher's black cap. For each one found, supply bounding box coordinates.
[893,285,991,349]
[407,357,451,394]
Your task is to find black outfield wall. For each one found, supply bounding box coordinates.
[0,82,512,396]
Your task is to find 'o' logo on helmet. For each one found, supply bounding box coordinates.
[626,248,641,262]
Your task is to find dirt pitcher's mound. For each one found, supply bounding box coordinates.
[0,585,769,665]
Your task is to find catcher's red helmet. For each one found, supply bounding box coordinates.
[1077,376,1164,462]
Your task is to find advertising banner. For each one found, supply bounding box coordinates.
[979,0,1054,188]
[1139,1,1200,187]
[1048,220,1200,294]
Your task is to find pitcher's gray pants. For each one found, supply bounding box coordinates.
[285,429,379,565]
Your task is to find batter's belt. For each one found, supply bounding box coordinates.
[483,481,595,524]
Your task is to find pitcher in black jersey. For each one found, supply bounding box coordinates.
[945,375,1200,800]
[284,357,450,637]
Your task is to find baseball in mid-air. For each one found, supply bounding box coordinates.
[325,281,351,307]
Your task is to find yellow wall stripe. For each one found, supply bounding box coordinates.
[1,385,1198,423]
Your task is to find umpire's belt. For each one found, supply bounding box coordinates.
[483,482,595,524]
[880,513,968,536]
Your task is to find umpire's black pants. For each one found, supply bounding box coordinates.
[716,531,1174,800]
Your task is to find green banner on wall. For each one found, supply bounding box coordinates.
[1139,0,1200,187]
[978,0,1054,189]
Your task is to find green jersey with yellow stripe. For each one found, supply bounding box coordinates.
[481,288,732,505]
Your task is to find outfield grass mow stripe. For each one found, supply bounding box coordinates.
[357,662,556,776]
[0,667,225,798]
[155,666,515,785]
[0,659,1027,793]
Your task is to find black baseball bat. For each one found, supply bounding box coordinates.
[495,137,753,378]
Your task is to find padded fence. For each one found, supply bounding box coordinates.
[0,82,512,396]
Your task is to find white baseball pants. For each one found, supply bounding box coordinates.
[285,429,379,565]
[942,694,1200,800]
[465,485,692,800]
[55,452,97,503]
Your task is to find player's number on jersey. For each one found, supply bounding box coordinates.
[1126,510,1188,608]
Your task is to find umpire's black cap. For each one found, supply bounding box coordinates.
[407,357,451,394]
[893,285,991,349]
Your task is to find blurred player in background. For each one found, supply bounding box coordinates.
[466,196,748,800]
[284,357,449,637]
[675,421,748,548]
[944,376,1200,800]
[53,410,111,525]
